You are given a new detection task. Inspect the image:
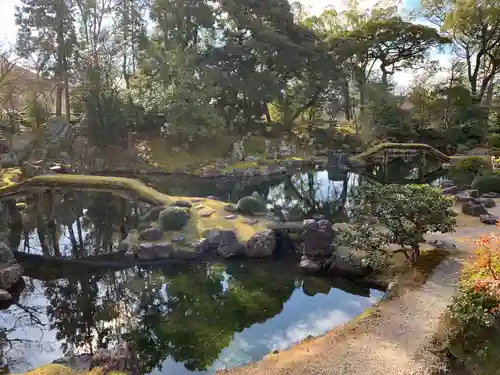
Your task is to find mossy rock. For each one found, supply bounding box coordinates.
[236,196,266,215]
[158,206,191,230]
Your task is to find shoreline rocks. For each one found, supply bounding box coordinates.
[0,242,24,305]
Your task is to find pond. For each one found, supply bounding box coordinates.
[1,190,384,374]
[144,158,447,223]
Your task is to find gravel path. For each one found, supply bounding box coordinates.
[220,224,499,375]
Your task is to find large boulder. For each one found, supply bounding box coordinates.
[0,243,16,265]
[21,161,44,179]
[480,214,499,225]
[53,341,138,374]
[0,289,11,301]
[302,219,335,259]
[0,263,23,290]
[478,197,496,208]
[200,228,245,258]
[217,230,245,258]
[0,243,23,293]
[442,186,460,195]
[136,243,157,260]
[171,200,192,208]
[462,201,488,217]
[158,206,190,230]
[245,229,276,258]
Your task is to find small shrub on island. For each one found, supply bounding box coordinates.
[158,206,191,230]
[349,184,457,265]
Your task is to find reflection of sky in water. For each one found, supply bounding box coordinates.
[266,171,360,212]
[2,279,62,371]
[4,274,382,375]
[150,287,382,375]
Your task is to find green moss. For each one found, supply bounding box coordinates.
[0,167,21,188]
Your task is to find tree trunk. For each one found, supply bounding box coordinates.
[343,80,351,121]
[55,20,65,117]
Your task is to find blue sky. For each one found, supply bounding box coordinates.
[0,0,448,89]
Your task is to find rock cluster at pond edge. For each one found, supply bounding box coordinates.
[0,242,24,303]
[119,195,279,261]
[299,219,372,278]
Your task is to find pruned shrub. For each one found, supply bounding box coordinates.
[350,184,457,265]
[448,156,490,187]
[471,175,500,194]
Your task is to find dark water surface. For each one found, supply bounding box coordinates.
[1,189,383,374]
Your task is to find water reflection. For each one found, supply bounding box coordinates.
[3,259,382,374]
[16,191,142,259]
[144,165,446,223]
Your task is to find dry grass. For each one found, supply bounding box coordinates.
[11,364,125,375]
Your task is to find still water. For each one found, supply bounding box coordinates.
[1,187,383,374]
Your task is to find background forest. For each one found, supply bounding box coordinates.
[0,0,499,153]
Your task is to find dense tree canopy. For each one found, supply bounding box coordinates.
[2,0,498,149]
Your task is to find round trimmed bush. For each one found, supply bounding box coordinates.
[236,196,266,215]
[158,206,191,230]
[471,175,500,194]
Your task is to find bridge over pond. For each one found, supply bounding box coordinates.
[349,143,451,165]
[347,143,451,183]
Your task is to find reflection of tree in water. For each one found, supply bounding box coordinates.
[266,171,356,222]
[37,261,296,373]
[20,192,135,258]
[365,156,443,183]
[131,262,295,372]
